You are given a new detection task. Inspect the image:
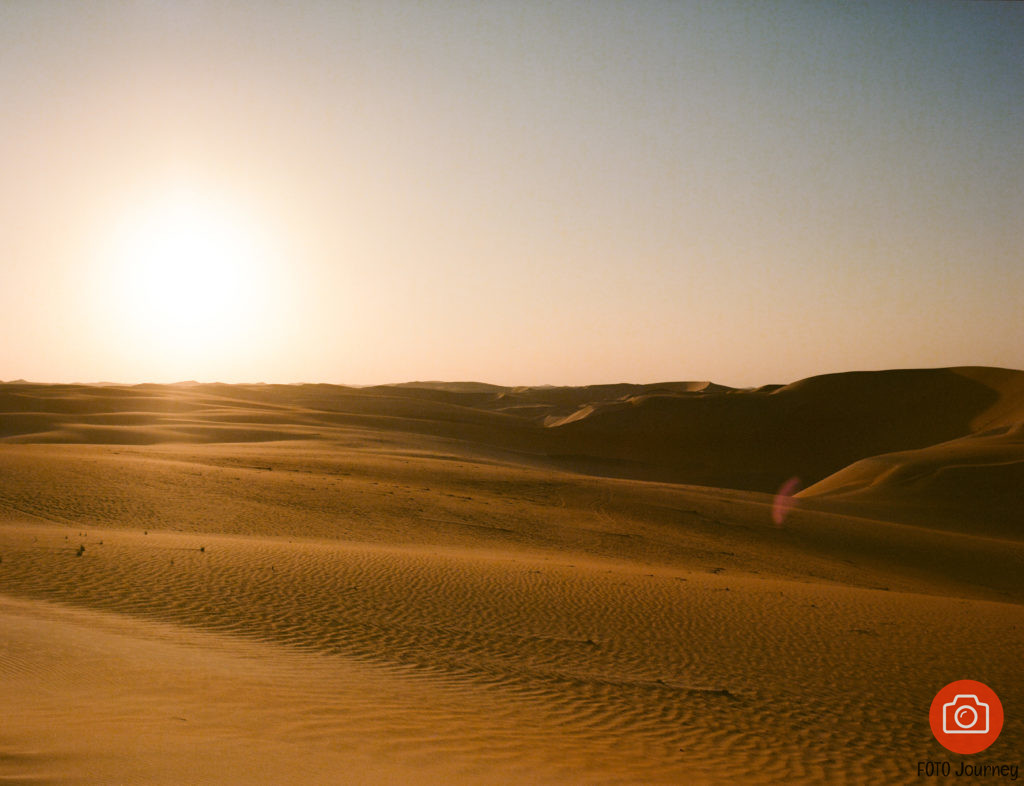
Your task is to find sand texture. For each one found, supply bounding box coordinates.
[2,367,1022,784]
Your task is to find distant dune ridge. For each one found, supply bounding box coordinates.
[1,366,1021,528]
[1,367,1023,783]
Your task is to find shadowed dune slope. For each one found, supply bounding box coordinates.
[799,423,1024,535]
[543,367,1024,491]
[798,366,1024,532]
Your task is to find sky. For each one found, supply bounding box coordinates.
[1,1,1021,387]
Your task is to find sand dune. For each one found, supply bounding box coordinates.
[5,367,1020,495]
[800,424,1024,536]
[797,366,1024,536]
[2,368,1023,783]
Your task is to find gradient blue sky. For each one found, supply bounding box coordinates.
[1,1,1021,386]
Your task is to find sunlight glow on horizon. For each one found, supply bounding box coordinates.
[1,2,1021,388]
[76,181,304,384]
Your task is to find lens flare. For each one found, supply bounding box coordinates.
[771,476,801,526]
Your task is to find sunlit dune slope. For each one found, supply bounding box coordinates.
[2,522,1022,785]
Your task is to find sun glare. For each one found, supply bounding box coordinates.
[100,188,277,371]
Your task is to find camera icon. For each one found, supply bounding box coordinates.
[942,694,990,734]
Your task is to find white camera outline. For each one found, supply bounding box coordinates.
[942,694,990,735]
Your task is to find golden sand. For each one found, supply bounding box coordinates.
[2,368,1022,783]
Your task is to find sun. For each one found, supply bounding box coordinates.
[103,187,275,366]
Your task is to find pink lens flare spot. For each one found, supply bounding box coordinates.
[771,476,801,526]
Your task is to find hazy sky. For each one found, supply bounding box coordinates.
[1,1,1021,386]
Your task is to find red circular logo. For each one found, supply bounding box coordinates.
[929,680,1004,754]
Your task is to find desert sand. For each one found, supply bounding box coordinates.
[2,367,1022,784]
